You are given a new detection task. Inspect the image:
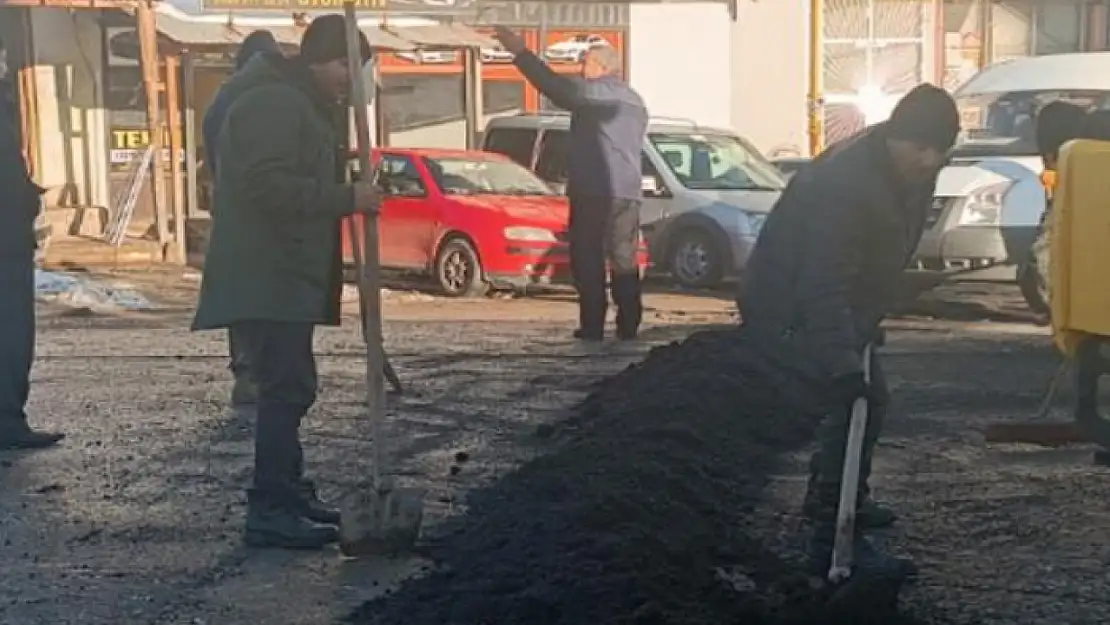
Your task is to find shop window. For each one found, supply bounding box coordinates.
[1035,2,1081,55]
[535,130,570,185]
[484,128,538,168]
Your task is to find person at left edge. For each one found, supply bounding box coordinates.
[202,29,283,410]
[192,15,381,550]
[0,35,65,451]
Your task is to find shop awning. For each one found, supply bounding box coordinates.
[111,3,498,53]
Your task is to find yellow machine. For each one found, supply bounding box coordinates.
[1051,139,1110,355]
[1049,138,1110,454]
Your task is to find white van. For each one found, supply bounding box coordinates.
[481,113,786,289]
[913,52,1110,311]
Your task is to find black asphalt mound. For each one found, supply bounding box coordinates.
[346,329,930,625]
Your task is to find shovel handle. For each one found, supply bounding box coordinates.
[828,343,873,584]
[344,4,387,492]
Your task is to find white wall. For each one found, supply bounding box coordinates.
[729,0,808,156]
[29,9,109,210]
[629,3,733,129]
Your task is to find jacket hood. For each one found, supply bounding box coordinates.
[222,53,335,116]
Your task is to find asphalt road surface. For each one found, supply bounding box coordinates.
[2,273,1104,625]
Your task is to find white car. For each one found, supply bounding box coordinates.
[543,34,609,63]
[396,50,458,64]
[481,45,515,63]
[911,52,1110,313]
[482,113,787,290]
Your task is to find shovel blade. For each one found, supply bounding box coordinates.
[339,486,426,558]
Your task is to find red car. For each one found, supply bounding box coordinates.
[343,148,648,297]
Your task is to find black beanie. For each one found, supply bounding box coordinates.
[885,83,960,152]
[235,30,280,70]
[301,14,372,65]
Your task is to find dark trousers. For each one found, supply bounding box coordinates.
[233,321,318,506]
[568,197,643,336]
[807,351,888,515]
[0,256,34,433]
[227,326,252,382]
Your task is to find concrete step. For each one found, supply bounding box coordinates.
[41,237,165,270]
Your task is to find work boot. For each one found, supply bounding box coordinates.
[296,479,341,526]
[802,488,898,530]
[807,526,916,579]
[0,422,65,451]
[573,328,603,342]
[244,492,338,550]
[230,377,259,407]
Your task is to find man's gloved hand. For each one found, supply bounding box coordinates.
[831,371,869,409]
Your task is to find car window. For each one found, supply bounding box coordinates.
[649,133,785,191]
[379,154,427,197]
[535,130,570,186]
[424,157,555,196]
[483,128,538,169]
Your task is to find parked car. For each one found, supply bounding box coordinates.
[770,156,810,180]
[342,148,647,297]
[543,34,610,63]
[480,44,515,63]
[912,52,1110,314]
[482,113,785,290]
[396,50,457,64]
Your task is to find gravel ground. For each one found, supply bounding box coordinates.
[2,274,1107,624]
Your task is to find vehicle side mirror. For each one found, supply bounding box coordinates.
[642,176,664,197]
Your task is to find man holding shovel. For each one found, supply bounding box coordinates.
[740,84,959,579]
[193,16,380,549]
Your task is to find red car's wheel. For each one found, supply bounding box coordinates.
[435,236,489,298]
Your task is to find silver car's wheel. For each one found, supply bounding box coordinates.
[669,228,725,289]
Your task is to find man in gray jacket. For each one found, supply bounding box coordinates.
[741,84,959,578]
[494,27,647,341]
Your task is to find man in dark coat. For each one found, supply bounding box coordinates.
[202,30,282,408]
[493,26,648,342]
[193,16,380,549]
[0,36,64,450]
[740,84,960,576]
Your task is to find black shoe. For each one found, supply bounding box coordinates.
[616,327,639,341]
[0,427,65,451]
[573,328,603,342]
[807,531,915,579]
[296,479,341,526]
[244,503,338,549]
[803,493,898,530]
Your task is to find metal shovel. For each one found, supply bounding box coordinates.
[338,3,425,558]
[827,343,873,585]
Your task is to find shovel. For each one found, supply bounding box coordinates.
[338,3,425,558]
[827,343,874,585]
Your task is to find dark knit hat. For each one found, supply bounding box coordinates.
[886,83,960,152]
[235,30,280,70]
[301,14,372,65]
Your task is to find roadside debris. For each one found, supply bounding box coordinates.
[34,270,153,313]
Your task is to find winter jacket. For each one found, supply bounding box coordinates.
[192,54,353,330]
[514,52,647,201]
[740,124,935,378]
[0,82,43,261]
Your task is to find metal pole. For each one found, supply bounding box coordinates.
[166,53,187,265]
[807,0,825,156]
[463,47,482,149]
[183,52,199,219]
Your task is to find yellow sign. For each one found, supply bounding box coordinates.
[111,128,170,151]
[202,0,388,10]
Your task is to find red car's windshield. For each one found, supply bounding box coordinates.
[424,157,556,196]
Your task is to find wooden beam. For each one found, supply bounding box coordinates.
[136,0,170,259]
[983,422,1089,447]
[166,53,186,265]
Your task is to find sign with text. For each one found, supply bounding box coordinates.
[110,127,184,168]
